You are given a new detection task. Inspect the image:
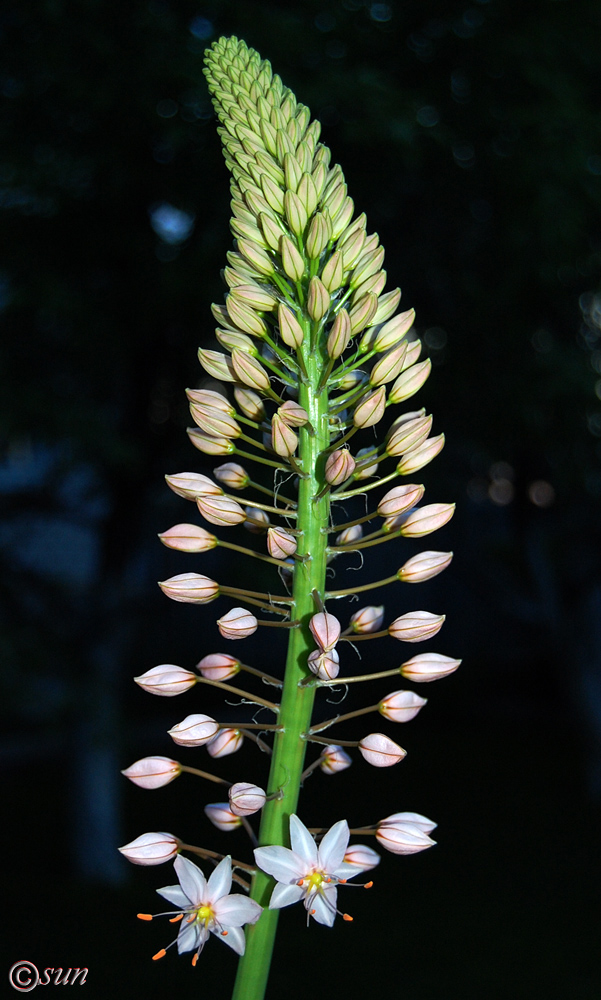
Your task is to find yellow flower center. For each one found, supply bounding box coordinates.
[196,905,213,925]
[307,871,324,890]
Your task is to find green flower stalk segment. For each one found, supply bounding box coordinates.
[120,35,459,1000]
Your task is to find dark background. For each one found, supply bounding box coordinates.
[2,1,600,997]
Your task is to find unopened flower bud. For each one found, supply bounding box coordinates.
[353,385,387,428]
[278,303,305,349]
[319,744,352,774]
[226,294,268,338]
[326,309,352,359]
[343,844,381,872]
[354,447,379,480]
[204,803,243,831]
[372,308,416,351]
[402,338,422,369]
[369,341,408,386]
[388,611,446,643]
[309,611,341,651]
[378,689,428,722]
[232,349,272,393]
[371,288,401,326]
[165,472,223,500]
[280,234,305,282]
[206,728,244,758]
[307,276,331,321]
[244,506,270,533]
[278,400,309,427]
[217,607,258,640]
[377,484,425,519]
[349,605,385,633]
[228,782,267,816]
[380,811,437,834]
[186,388,234,413]
[118,832,180,865]
[358,733,407,767]
[349,292,378,334]
[386,415,432,457]
[397,550,453,583]
[267,526,298,559]
[339,227,366,270]
[237,237,275,276]
[271,411,299,457]
[375,819,436,855]
[321,250,344,292]
[197,495,247,526]
[134,664,198,697]
[400,502,455,538]
[187,428,235,456]
[397,434,445,476]
[338,369,367,392]
[159,524,217,553]
[351,246,385,287]
[196,653,241,681]
[388,359,432,404]
[168,713,220,747]
[213,462,250,490]
[198,348,236,382]
[234,387,266,420]
[325,449,356,485]
[400,652,461,682]
[335,523,363,545]
[306,213,330,259]
[121,756,181,790]
[307,647,340,681]
[159,573,219,604]
[230,283,278,311]
[190,403,242,440]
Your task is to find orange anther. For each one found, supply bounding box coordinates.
[137,913,153,921]
[169,914,184,923]
[187,914,195,922]
[310,909,316,915]
[364,881,373,889]
[339,879,347,884]
[343,913,353,922]
[325,877,332,883]
[221,930,228,936]
[297,879,304,885]
[192,954,198,968]
[152,949,167,961]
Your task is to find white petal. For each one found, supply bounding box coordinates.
[207,856,232,903]
[269,882,304,909]
[254,845,305,883]
[177,919,202,954]
[214,894,262,926]
[332,860,367,880]
[156,885,192,908]
[318,819,349,873]
[174,854,207,905]
[289,815,318,867]
[217,925,246,955]
[308,887,337,927]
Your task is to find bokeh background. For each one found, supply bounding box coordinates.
[2,1,601,997]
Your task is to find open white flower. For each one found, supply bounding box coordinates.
[254,815,371,927]
[138,855,261,965]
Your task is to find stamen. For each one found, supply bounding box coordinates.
[338,879,347,884]
[137,913,153,921]
[192,954,198,968]
[297,879,304,885]
[310,908,316,915]
[221,930,228,936]
[364,881,373,889]
[169,914,184,923]
[152,949,167,961]
[343,914,353,922]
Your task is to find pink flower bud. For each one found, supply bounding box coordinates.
[378,689,428,722]
[400,652,461,682]
[380,811,437,834]
[186,388,235,413]
[244,506,270,533]
[213,462,250,490]
[168,713,220,746]
[204,803,243,831]
[232,349,272,392]
[373,308,416,351]
[307,648,340,681]
[397,434,445,476]
[228,782,267,816]
[325,449,356,485]
[400,502,455,538]
[134,664,198,696]
[280,234,305,282]
[319,744,352,774]
[118,832,180,865]
[402,338,422,369]
[321,249,344,293]
[198,348,236,382]
[369,341,408,386]
[326,309,352,359]
[217,607,258,640]
[196,652,241,681]
[267,526,298,559]
[375,819,436,855]
[335,524,363,545]
[358,733,407,767]
[206,728,244,758]
[187,428,235,456]
[190,403,241,439]
[307,276,331,321]
[271,411,299,457]
[197,495,247,526]
[230,283,278,311]
[353,385,387,428]
[377,484,425,519]
[386,415,432,457]
[349,605,385,633]
[397,551,453,583]
[158,573,220,604]
[165,472,223,500]
[371,287,401,326]
[278,400,309,427]
[309,611,341,651]
[354,447,379,479]
[388,611,446,643]
[234,387,266,420]
[348,291,379,334]
[338,369,367,392]
[226,294,267,337]
[343,844,381,871]
[158,524,217,553]
[277,303,305,349]
[388,359,432,404]
[121,756,181,790]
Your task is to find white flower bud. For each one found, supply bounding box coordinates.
[373,308,416,351]
[134,664,198,696]
[168,713,220,747]
[158,573,220,604]
[375,819,436,855]
[196,652,241,681]
[349,605,385,633]
[400,503,455,538]
[380,811,437,834]
[217,607,258,640]
[319,745,352,774]
[388,359,431,404]
[121,756,181,790]
[206,728,244,758]
[204,803,243,831]
[388,611,446,643]
[187,428,235,456]
[158,524,217,553]
[397,434,445,476]
[397,551,453,583]
[165,472,223,500]
[325,448,356,485]
[197,495,247,526]
[358,733,407,767]
[118,832,180,865]
[354,447,379,480]
[271,411,299,457]
[228,782,267,816]
[386,415,432,457]
[307,648,340,681]
[234,387,266,420]
[377,484,425,519]
[267,526,298,559]
[335,524,363,545]
[244,506,270,533]
[278,400,309,427]
[278,303,305,349]
[232,349,272,392]
[213,462,250,490]
[353,385,387,428]
[309,611,341,651]
[343,844,381,872]
[378,689,428,722]
[400,652,461,682]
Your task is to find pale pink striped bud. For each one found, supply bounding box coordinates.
[327,309,352,359]
[338,369,367,392]
[398,551,453,583]
[165,472,223,499]
[354,447,379,480]
[400,652,461,682]
[378,690,428,722]
[206,728,244,758]
[121,756,181,790]
[168,713,219,746]
[397,434,445,475]
[217,607,258,640]
[380,811,437,834]
[402,338,422,369]
[196,653,241,681]
[278,400,309,427]
[373,308,416,351]
[237,237,274,276]
[267,526,298,559]
[377,483,425,518]
[307,276,331,321]
[343,845,381,872]
[187,428,235,456]
[400,502,455,538]
[388,359,431,404]
[371,287,401,325]
[348,291,378,334]
[278,303,304,349]
[228,782,267,816]
[319,744,352,774]
[230,283,278,311]
[358,733,407,767]
[197,495,246,526]
[204,803,243,831]
[386,415,432,457]
[369,341,408,386]
[232,349,271,392]
[214,462,250,490]
[198,348,236,382]
[226,294,267,337]
[186,388,234,413]
[271,411,298,457]
[353,385,387,428]
[118,832,180,866]
[349,605,385,633]
[244,506,270,533]
[134,664,198,696]
[325,449,356,485]
[376,819,436,855]
[280,234,305,282]
[159,524,217,553]
[158,573,219,604]
[335,524,363,545]
[190,404,241,439]
[321,249,344,293]
[307,648,340,681]
[309,611,341,651]
[388,611,446,643]
[234,387,266,420]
